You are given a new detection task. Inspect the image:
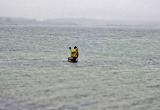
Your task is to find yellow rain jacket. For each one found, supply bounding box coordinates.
[70,48,77,57]
[75,48,79,58]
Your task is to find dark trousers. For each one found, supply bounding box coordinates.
[68,57,77,62]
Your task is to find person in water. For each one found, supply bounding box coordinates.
[68,46,79,62]
[74,46,79,58]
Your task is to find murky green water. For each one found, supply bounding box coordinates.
[0,25,160,110]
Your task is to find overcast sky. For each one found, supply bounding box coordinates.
[0,0,160,22]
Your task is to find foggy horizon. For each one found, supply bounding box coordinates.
[0,0,160,22]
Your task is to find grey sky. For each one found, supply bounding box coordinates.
[0,0,160,22]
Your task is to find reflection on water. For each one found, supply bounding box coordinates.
[0,25,160,110]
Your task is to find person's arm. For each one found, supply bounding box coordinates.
[77,52,79,58]
[76,49,79,58]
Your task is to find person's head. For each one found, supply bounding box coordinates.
[74,46,77,49]
[69,47,71,50]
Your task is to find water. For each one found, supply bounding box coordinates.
[0,25,160,110]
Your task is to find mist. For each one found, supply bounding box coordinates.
[0,0,160,22]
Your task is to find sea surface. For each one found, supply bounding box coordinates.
[0,25,160,110]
